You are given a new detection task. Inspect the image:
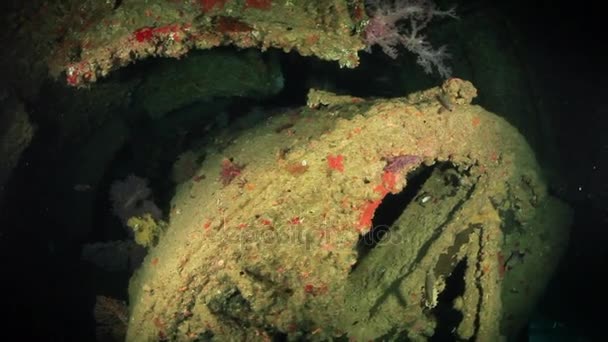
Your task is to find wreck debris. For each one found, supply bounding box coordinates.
[126,80,570,341]
[43,0,367,87]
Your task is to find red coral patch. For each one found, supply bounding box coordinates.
[220,158,244,185]
[327,154,344,172]
[199,0,228,12]
[245,0,272,10]
[358,199,382,230]
[134,27,154,42]
[216,16,253,33]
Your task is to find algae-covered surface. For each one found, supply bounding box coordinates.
[43,0,366,87]
[133,49,284,118]
[126,79,570,341]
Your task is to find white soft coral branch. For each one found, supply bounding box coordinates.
[364,0,457,78]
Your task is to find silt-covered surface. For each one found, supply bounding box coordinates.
[126,79,570,341]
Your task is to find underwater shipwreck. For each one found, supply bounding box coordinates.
[0,0,576,341]
[125,79,570,341]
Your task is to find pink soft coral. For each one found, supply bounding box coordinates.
[364,0,457,78]
[109,175,162,225]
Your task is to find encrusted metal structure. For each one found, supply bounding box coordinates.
[127,79,570,341]
[44,0,367,87]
